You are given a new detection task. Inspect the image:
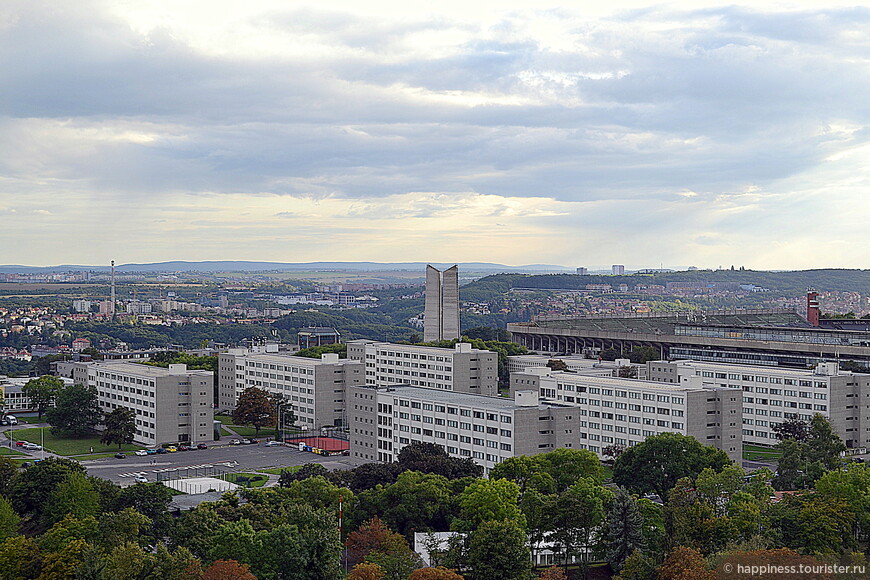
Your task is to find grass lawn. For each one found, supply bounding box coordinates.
[0,446,26,456]
[226,472,269,488]
[743,443,782,461]
[257,466,301,476]
[5,427,144,456]
[600,464,613,481]
[215,414,277,438]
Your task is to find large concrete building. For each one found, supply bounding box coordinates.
[348,385,581,472]
[346,340,498,397]
[508,308,870,369]
[509,368,743,463]
[647,359,870,449]
[217,348,364,429]
[84,362,213,446]
[423,265,460,342]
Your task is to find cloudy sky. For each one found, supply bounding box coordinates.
[1,1,868,269]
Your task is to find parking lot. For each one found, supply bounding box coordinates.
[82,441,366,485]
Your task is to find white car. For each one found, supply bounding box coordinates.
[265,440,283,447]
[133,475,148,484]
[22,443,42,451]
[135,449,148,456]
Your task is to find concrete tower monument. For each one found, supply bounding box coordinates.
[423,265,460,341]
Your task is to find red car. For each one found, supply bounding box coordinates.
[197,443,208,449]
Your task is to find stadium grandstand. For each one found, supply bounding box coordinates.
[507,308,870,369]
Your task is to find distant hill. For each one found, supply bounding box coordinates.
[0,261,573,274]
[459,269,870,302]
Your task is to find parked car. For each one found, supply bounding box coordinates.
[197,443,209,449]
[229,439,241,445]
[133,475,148,483]
[115,452,126,459]
[14,441,25,447]
[155,447,168,454]
[178,445,190,452]
[249,438,260,444]
[265,440,282,447]
[146,448,158,455]
[2,415,18,425]
[135,449,148,456]
[22,443,42,451]
[240,439,252,445]
[166,446,178,453]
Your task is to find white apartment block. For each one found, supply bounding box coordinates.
[511,368,742,463]
[348,384,580,473]
[647,360,870,449]
[86,362,213,446]
[507,355,648,379]
[346,340,499,397]
[217,349,364,429]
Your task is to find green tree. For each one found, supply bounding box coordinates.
[232,386,275,436]
[466,519,531,580]
[102,541,155,579]
[43,471,101,527]
[550,478,612,578]
[45,383,102,437]
[772,439,806,491]
[0,497,19,542]
[804,414,846,470]
[605,488,645,571]
[613,550,657,580]
[0,456,16,497]
[22,375,64,419]
[613,432,731,502]
[455,478,524,531]
[815,464,870,543]
[101,407,137,449]
[538,448,604,491]
[772,418,809,442]
[0,535,41,580]
[149,544,202,580]
[113,482,174,537]
[9,457,86,523]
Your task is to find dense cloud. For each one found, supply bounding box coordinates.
[0,1,868,267]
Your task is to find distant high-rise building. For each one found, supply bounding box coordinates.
[423,265,460,342]
[611,264,625,276]
[576,267,587,275]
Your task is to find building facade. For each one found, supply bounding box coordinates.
[647,359,870,448]
[217,349,364,429]
[423,265,460,342]
[83,362,213,446]
[510,368,742,463]
[346,340,499,397]
[348,385,580,472]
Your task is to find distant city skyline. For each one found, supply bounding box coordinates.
[2,1,868,269]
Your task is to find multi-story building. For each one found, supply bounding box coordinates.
[346,340,499,397]
[84,362,213,446]
[510,368,742,462]
[348,385,580,473]
[423,264,460,341]
[647,359,870,448]
[217,348,364,429]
